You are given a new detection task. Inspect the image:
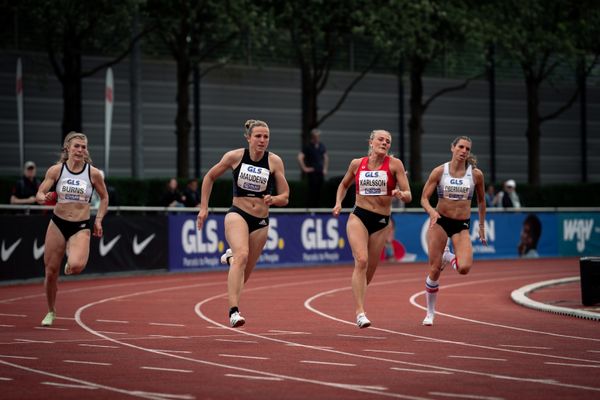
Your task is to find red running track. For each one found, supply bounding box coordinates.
[0,257,598,400]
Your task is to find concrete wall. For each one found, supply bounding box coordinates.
[1,51,598,184]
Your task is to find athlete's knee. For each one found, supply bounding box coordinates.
[354,254,368,269]
[232,251,249,267]
[456,259,472,275]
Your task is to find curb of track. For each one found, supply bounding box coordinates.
[511,276,600,321]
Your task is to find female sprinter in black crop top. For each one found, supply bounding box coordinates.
[332,130,411,329]
[197,119,289,328]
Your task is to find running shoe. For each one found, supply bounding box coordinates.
[220,248,233,265]
[356,312,371,329]
[41,311,55,327]
[441,246,453,271]
[64,262,72,275]
[422,314,434,326]
[229,311,245,328]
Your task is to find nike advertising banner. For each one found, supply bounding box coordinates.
[168,213,354,271]
[0,214,167,281]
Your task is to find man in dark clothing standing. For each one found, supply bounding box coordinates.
[298,129,329,208]
[10,161,40,205]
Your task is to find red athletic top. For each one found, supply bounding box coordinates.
[355,156,396,196]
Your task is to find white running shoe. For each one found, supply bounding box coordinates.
[220,248,233,265]
[422,314,434,326]
[64,262,72,275]
[230,311,245,328]
[356,313,371,329]
[441,246,453,271]
[41,311,55,327]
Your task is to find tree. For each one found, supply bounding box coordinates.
[19,0,141,140]
[269,0,379,146]
[144,0,255,178]
[485,0,600,185]
[366,0,485,182]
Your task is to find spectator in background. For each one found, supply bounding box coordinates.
[183,178,201,208]
[494,179,521,208]
[518,214,542,258]
[298,129,328,208]
[160,178,185,207]
[10,161,40,205]
[485,184,496,208]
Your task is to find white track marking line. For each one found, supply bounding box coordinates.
[130,391,195,400]
[14,338,54,344]
[391,367,453,374]
[215,339,258,344]
[56,317,75,320]
[148,350,192,354]
[96,319,129,324]
[448,356,507,362]
[545,362,600,368]
[286,343,334,349]
[337,334,387,340]
[268,329,311,335]
[225,373,283,381]
[498,345,552,350]
[34,326,68,331]
[300,360,356,367]
[365,350,415,355]
[0,325,15,327]
[41,381,98,389]
[140,366,193,373]
[0,354,38,360]
[0,313,26,317]
[79,344,120,349]
[428,392,504,400]
[64,360,112,366]
[149,322,185,327]
[587,350,600,353]
[218,354,269,360]
[95,330,129,335]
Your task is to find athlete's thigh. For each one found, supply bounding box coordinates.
[67,229,91,265]
[247,227,268,264]
[367,228,388,267]
[451,230,473,264]
[224,212,250,254]
[44,222,67,268]
[427,224,448,262]
[346,214,369,259]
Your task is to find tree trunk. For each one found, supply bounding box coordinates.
[525,73,541,185]
[408,58,425,182]
[300,67,318,147]
[175,56,191,178]
[61,32,82,140]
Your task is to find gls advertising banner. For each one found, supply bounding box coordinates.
[168,213,353,270]
[391,212,559,261]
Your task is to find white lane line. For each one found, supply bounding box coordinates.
[429,392,504,400]
[225,373,284,381]
[96,319,129,324]
[34,327,68,331]
[14,338,54,344]
[0,325,15,328]
[268,329,311,335]
[140,366,193,373]
[149,350,192,354]
[545,362,600,368]
[448,356,507,362]
[391,367,453,375]
[365,349,415,355]
[0,377,13,381]
[0,313,26,317]
[337,334,386,340]
[149,322,185,327]
[588,350,600,353]
[64,360,112,366]
[286,343,334,349]
[499,345,552,350]
[131,391,195,400]
[215,339,258,344]
[300,360,356,367]
[0,354,38,360]
[41,381,98,390]
[218,354,269,360]
[149,335,191,339]
[56,317,75,321]
[95,330,129,335]
[79,344,120,349]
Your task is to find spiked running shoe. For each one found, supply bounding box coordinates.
[229,311,245,328]
[220,248,233,266]
[356,313,371,329]
[41,311,55,327]
[441,246,453,271]
[422,314,434,326]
